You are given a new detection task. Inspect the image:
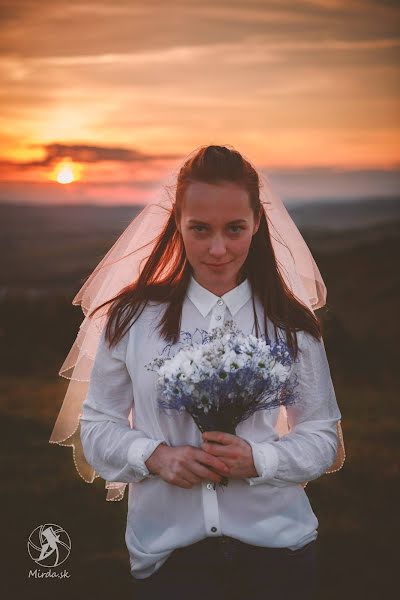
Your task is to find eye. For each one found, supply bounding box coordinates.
[189,224,244,234]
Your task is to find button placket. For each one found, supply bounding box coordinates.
[200,299,226,537]
[209,300,225,331]
[201,480,222,536]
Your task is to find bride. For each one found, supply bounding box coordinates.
[50,144,345,600]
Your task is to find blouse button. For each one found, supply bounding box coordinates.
[206,483,213,490]
[217,299,223,305]
[211,527,218,533]
[216,315,222,320]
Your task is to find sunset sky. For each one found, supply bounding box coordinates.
[1,0,399,206]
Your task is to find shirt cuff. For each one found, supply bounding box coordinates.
[241,437,280,486]
[127,438,166,479]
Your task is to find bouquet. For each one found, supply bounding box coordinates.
[145,320,299,488]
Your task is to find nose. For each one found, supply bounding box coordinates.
[208,234,227,258]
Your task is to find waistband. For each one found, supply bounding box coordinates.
[184,535,316,556]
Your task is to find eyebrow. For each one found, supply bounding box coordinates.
[187,219,247,225]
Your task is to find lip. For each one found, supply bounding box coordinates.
[204,261,232,267]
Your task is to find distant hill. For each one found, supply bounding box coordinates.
[0,195,398,292]
[0,196,399,382]
[287,195,400,232]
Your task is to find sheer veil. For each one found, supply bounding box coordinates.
[49,147,346,501]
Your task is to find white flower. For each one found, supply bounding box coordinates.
[273,362,291,382]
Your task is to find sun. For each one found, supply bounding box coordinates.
[52,159,82,184]
[56,164,74,184]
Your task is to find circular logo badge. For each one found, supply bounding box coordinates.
[27,524,71,567]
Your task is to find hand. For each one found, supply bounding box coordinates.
[145,442,231,489]
[200,431,258,479]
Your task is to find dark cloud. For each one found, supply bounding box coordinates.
[0,143,180,169]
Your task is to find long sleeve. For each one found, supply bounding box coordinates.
[242,330,341,487]
[80,326,167,484]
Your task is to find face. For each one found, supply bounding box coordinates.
[175,181,261,295]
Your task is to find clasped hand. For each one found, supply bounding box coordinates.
[201,431,258,480]
[145,431,258,489]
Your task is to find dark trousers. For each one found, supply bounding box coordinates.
[131,535,318,600]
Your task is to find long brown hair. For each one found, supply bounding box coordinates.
[88,144,322,360]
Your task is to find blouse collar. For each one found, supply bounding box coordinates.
[186,273,252,318]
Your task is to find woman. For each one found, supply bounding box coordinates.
[50,145,345,599]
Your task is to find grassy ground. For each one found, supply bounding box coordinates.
[1,374,397,599]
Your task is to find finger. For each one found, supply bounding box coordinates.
[196,449,231,473]
[201,442,239,460]
[177,477,195,489]
[202,431,236,445]
[191,461,224,483]
[179,467,202,487]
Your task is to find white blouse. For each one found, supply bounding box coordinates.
[80,274,342,579]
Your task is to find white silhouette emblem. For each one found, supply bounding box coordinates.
[27,523,71,567]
